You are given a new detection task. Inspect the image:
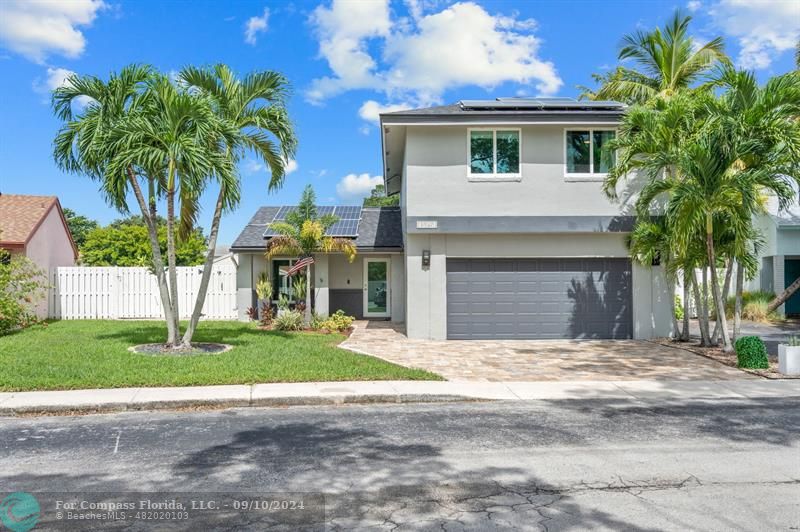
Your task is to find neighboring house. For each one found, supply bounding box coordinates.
[232,97,673,340]
[747,185,800,317]
[0,193,78,317]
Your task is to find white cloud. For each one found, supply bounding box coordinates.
[708,0,800,69]
[284,158,298,174]
[243,157,297,175]
[307,1,561,105]
[358,100,414,124]
[336,173,383,200]
[687,0,701,12]
[244,7,269,45]
[358,125,371,135]
[0,0,105,63]
[32,67,93,108]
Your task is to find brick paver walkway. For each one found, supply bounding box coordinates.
[341,321,755,382]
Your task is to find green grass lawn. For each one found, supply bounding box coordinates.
[0,320,441,391]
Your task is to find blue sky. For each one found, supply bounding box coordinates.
[0,0,798,245]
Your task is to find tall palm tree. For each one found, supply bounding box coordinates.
[106,74,237,344]
[178,64,297,346]
[640,134,795,352]
[52,65,182,343]
[266,187,356,324]
[604,92,708,340]
[581,12,729,104]
[707,68,800,319]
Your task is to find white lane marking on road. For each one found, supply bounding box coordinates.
[113,431,121,454]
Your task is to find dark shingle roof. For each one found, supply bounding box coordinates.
[381,99,626,124]
[356,207,403,249]
[230,206,403,251]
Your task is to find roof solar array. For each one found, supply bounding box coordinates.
[263,205,362,238]
[459,97,624,111]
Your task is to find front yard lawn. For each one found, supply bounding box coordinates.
[0,320,441,391]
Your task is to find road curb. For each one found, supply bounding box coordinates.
[0,394,483,417]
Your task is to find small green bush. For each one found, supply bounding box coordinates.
[0,250,47,335]
[273,310,304,331]
[674,295,684,321]
[734,336,769,369]
[320,310,354,332]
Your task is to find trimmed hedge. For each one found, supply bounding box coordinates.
[734,336,769,369]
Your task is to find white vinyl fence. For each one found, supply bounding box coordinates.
[49,259,237,320]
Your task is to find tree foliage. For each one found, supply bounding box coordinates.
[580,12,729,104]
[62,208,99,250]
[80,219,206,267]
[363,184,399,207]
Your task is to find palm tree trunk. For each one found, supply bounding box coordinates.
[711,259,734,344]
[165,162,180,346]
[734,260,744,341]
[669,275,679,339]
[767,275,800,313]
[126,166,177,344]
[681,269,690,341]
[702,267,711,344]
[305,263,312,325]
[706,216,732,352]
[691,269,710,346]
[182,186,225,347]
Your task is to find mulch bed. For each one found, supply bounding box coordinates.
[129,342,233,356]
[651,338,798,379]
[255,325,354,338]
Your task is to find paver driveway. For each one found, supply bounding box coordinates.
[341,321,755,381]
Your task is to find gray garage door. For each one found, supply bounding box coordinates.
[447,258,632,340]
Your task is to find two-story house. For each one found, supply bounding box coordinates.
[231,98,673,339]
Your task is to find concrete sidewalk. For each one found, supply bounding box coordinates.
[2,379,799,415]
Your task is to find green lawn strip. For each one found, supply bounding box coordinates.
[0,320,441,391]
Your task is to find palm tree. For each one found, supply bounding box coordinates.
[265,186,356,324]
[52,65,183,343]
[581,12,729,104]
[178,64,296,346]
[640,133,795,352]
[105,74,237,345]
[707,68,800,320]
[604,92,708,340]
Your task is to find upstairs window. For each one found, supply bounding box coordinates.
[565,129,616,177]
[469,129,520,177]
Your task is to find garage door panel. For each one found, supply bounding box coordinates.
[446,258,632,340]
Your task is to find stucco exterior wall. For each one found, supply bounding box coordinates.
[25,207,75,316]
[404,233,671,340]
[403,125,642,218]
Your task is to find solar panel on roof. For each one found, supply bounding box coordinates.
[263,205,362,239]
[459,98,624,110]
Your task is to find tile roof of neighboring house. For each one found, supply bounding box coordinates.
[230,206,403,252]
[0,194,78,258]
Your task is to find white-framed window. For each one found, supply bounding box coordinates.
[564,128,617,179]
[468,128,521,179]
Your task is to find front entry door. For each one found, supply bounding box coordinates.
[363,259,390,318]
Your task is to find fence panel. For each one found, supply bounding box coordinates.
[50,260,237,320]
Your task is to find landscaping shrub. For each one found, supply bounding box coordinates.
[0,250,47,335]
[320,310,354,332]
[273,310,303,331]
[724,291,776,322]
[674,295,684,321]
[259,302,274,327]
[734,336,769,369]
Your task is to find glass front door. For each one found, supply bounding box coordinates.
[363,259,390,318]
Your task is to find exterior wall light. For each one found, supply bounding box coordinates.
[422,250,431,267]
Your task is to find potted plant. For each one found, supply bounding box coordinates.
[779,336,800,375]
[255,272,272,320]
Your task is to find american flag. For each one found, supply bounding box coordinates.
[285,256,315,277]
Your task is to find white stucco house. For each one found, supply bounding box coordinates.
[0,194,78,317]
[232,97,676,340]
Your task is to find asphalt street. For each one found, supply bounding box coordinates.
[1,397,798,531]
